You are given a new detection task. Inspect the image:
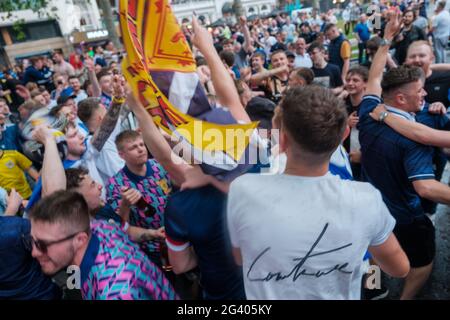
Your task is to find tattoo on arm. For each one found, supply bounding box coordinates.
[92,101,123,151]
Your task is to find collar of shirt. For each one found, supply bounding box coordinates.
[80,233,100,285]
[386,105,416,122]
[123,161,153,184]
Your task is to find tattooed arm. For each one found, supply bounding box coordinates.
[91,75,125,151]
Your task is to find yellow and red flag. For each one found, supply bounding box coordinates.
[119,0,259,179]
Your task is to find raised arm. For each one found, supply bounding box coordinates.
[91,75,125,151]
[250,66,289,86]
[190,16,251,124]
[127,93,189,186]
[366,10,402,96]
[85,57,101,98]
[32,125,66,196]
[239,16,255,54]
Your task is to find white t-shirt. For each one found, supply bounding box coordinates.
[227,173,395,300]
[294,53,313,68]
[432,10,450,40]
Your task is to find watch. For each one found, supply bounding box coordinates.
[379,111,389,122]
[380,38,392,47]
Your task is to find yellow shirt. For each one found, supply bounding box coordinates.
[0,150,33,199]
[340,40,352,60]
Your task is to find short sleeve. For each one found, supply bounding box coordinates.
[340,41,352,59]
[404,144,435,181]
[227,179,244,249]
[369,189,396,246]
[164,196,190,252]
[359,95,382,118]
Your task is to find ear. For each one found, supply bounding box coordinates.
[279,128,289,154]
[341,125,351,142]
[73,232,89,251]
[118,150,126,160]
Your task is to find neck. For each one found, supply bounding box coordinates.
[284,149,329,177]
[66,153,81,161]
[72,234,91,267]
[127,162,147,176]
[424,66,432,78]
[350,91,364,106]
[314,59,327,69]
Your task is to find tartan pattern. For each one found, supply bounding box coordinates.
[81,219,178,300]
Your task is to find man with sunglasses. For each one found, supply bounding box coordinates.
[28,190,177,300]
[1,189,61,299]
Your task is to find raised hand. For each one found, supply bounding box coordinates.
[384,9,402,40]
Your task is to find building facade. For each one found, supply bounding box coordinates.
[170,0,276,24]
[0,0,105,66]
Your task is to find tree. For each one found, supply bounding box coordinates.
[97,0,121,50]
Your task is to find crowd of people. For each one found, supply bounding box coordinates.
[1,0,450,300]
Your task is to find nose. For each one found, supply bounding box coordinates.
[31,244,43,258]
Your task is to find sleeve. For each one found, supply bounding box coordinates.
[227,179,244,248]
[369,189,396,246]
[15,151,32,171]
[358,95,382,118]
[106,177,122,214]
[334,66,344,87]
[164,199,190,252]
[404,144,435,181]
[340,40,352,59]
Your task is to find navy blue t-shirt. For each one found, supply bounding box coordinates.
[165,185,245,300]
[0,216,61,299]
[358,95,435,224]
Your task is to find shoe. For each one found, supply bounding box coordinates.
[362,287,389,300]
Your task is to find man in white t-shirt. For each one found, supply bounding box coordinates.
[293,37,313,68]
[227,85,410,300]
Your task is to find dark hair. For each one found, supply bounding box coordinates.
[115,130,142,151]
[292,67,315,85]
[270,49,287,61]
[381,65,425,96]
[403,9,416,19]
[29,190,90,234]
[77,97,101,124]
[68,75,79,82]
[307,40,325,54]
[280,85,347,159]
[347,66,369,82]
[96,69,110,81]
[219,50,235,67]
[65,167,89,190]
[195,56,207,67]
[222,39,234,46]
[323,23,336,33]
[366,36,381,53]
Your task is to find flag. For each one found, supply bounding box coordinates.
[119,0,260,180]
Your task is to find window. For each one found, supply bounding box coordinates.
[7,21,62,44]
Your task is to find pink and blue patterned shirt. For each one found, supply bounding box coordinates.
[80,219,177,300]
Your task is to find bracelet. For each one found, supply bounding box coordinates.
[112,96,126,104]
[379,111,389,123]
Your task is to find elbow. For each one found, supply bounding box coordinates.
[414,182,433,199]
[390,260,411,279]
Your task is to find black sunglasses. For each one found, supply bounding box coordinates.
[22,230,86,254]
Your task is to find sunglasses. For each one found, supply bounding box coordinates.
[22,230,86,254]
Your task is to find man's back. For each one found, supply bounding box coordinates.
[227,173,395,300]
[433,10,450,39]
[165,186,245,300]
[358,95,435,224]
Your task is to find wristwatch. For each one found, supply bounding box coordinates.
[379,111,389,122]
[380,38,392,47]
